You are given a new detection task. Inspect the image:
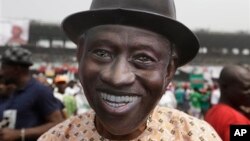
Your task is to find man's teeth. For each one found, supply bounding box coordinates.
[106,102,127,108]
[100,92,138,103]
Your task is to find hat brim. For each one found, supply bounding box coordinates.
[62,9,199,66]
[1,59,33,67]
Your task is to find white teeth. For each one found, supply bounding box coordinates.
[100,92,138,103]
[105,102,127,108]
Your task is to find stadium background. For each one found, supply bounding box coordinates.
[1,21,250,81]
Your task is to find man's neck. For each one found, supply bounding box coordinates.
[95,117,147,140]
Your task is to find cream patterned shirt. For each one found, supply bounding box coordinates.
[38,106,221,141]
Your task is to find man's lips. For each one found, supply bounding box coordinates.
[100,92,140,107]
[98,90,141,114]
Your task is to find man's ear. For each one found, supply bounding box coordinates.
[76,38,85,62]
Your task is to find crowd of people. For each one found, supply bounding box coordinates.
[159,81,221,119]
[0,0,249,141]
[34,73,90,116]
[1,47,248,141]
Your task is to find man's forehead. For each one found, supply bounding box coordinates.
[84,25,171,46]
[87,25,167,38]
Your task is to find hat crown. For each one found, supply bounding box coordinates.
[1,47,33,66]
[62,0,199,67]
[90,0,176,19]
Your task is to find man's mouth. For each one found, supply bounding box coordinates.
[99,92,140,113]
[100,92,139,107]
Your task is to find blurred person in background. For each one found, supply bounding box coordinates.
[39,0,221,140]
[34,73,53,90]
[205,65,250,141]
[6,25,27,46]
[53,75,68,102]
[68,80,91,114]
[200,87,211,118]
[0,47,64,141]
[54,75,77,118]
[210,83,220,106]
[65,80,79,95]
[182,82,191,113]
[0,73,17,129]
[0,73,16,99]
[158,82,177,108]
[189,87,202,118]
[174,82,185,111]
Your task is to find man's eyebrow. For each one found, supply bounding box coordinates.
[87,38,118,48]
[131,44,157,51]
[133,39,171,50]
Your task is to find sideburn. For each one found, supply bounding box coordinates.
[77,37,85,62]
[163,44,178,89]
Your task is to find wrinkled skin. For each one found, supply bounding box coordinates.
[77,25,176,140]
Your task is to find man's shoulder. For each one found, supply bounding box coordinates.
[155,106,207,125]
[153,106,222,140]
[207,104,250,124]
[29,78,51,90]
[38,110,95,140]
[206,104,238,117]
[211,104,232,109]
[23,78,53,97]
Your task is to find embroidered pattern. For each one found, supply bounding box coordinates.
[38,106,221,141]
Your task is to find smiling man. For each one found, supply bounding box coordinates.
[38,0,221,140]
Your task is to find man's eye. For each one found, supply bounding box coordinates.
[92,49,112,59]
[134,55,155,64]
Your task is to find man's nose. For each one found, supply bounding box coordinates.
[100,58,135,87]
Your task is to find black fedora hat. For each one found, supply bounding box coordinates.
[62,0,199,67]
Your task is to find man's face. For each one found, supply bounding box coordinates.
[55,81,67,94]
[0,63,19,84]
[0,82,14,98]
[228,67,250,109]
[0,72,15,98]
[78,25,175,136]
[12,26,23,38]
